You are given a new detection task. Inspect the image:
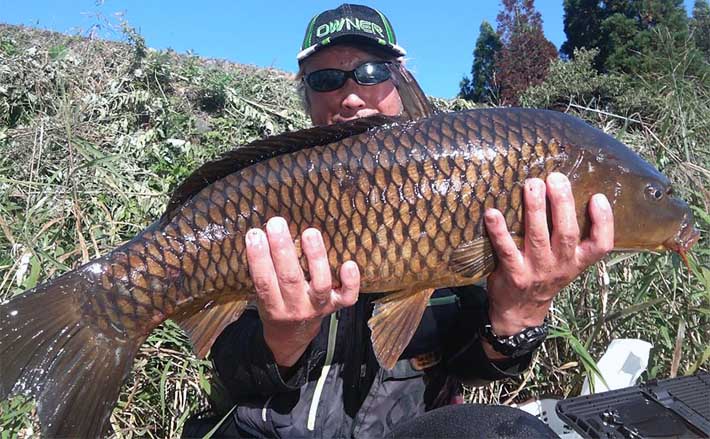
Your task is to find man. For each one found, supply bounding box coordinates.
[206,4,614,438]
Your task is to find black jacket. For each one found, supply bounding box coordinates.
[210,285,532,438]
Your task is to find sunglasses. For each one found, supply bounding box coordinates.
[304,61,393,92]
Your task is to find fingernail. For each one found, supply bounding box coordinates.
[525,178,542,191]
[267,217,286,234]
[548,172,567,187]
[246,229,263,246]
[303,228,320,246]
[594,194,611,210]
[484,209,498,223]
[345,261,359,277]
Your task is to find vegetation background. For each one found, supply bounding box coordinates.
[0,0,708,436]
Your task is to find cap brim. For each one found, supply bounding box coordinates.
[297,35,406,62]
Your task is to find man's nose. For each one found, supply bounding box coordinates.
[340,80,367,110]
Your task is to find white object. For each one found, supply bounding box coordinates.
[14,248,32,287]
[515,338,652,437]
[581,338,652,395]
[516,398,582,438]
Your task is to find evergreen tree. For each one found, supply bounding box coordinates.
[604,0,690,73]
[459,77,473,100]
[560,0,605,69]
[561,0,692,74]
[494,0,558,105]
[691,0,710,60]
[459,21,502,102]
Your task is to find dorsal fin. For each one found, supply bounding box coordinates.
[159,114,399,225]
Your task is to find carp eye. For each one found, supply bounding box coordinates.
[646,185,664,200]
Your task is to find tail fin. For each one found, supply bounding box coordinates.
[0,271,142,437]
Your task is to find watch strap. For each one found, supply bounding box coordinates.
[480,314,549,358]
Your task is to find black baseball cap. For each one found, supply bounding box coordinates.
[297,4,406,62]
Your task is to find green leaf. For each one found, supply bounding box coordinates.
[48,44,68,60]
[568,334,609,392]
[690,205,710,225]
[660,326,672,348]
[604,298,665,322]
[686,345,710,376]
[202,406,236,439]
[699,267,710,300]
[159,361,171,419]
[547,325,571,339]
[21,255,41,290]
[198,366,211,396]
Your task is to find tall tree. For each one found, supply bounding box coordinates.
[691,0,710,60]
[560,0,606,69]
[561,0,692,74]
[494,0,558,105]
[604,0,690,73]
[459,21,502,102]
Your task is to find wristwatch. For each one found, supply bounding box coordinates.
[480,313,549,359]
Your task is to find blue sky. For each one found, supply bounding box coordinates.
[0,1,697,98]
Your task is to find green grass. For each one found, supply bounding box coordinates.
[0,23,309,437]
[0,23,707,437]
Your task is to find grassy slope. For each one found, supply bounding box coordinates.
[0,24,707,437]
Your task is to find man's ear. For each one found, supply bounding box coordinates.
[388,63,437,121]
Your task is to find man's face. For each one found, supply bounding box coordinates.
[302,45,403,126]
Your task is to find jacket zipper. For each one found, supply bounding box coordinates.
[350,299,367,437]
[261,396,273,422]
[307,312,339,431]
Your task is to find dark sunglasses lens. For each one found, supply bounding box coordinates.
[306,70,346,92]
[354,62,391,85]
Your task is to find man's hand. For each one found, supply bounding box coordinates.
[245,217,360,368]
[482,172,614,358]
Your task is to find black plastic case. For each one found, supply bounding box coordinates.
[556,372,710,438]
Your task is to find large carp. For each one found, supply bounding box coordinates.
[0,108,699,437]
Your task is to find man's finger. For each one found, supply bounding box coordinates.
[523,178,553,262]
[484,208,524,270]
[578,194,614,266]
[266,217,306,305]
[332,261,360,310]
[547,173,580,260]
[302,228,332,308]
[245,228,283,314]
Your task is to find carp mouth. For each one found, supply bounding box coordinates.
[663,214,701,263]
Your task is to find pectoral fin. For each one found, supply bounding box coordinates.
[368,288,435,370]
[448,236,497,279]
[176,298,249,358]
